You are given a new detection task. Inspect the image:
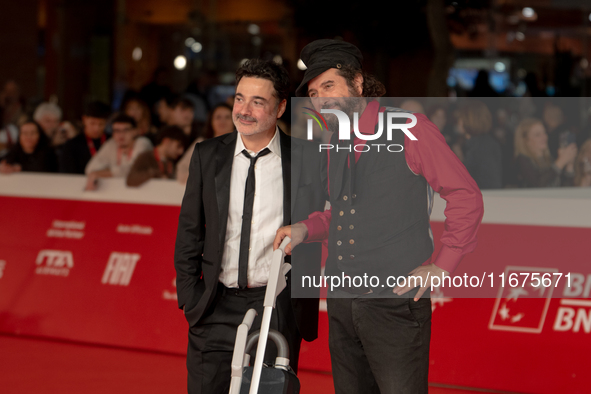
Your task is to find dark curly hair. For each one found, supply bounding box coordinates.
[235,59,290,104]
[337,64,386,98]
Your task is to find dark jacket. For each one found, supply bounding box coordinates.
[59,132,106,174]
[174,129,326,341]
[4,141,58,173]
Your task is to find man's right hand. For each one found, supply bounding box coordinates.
[84,174,98,191]
[273,223,308,255]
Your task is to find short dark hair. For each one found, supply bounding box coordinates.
[171,96,195,111]
[337,64,386,98]
[235,59,289,104]
[110,113,137,129]
[156,125,188,146]
[84,101,111,119]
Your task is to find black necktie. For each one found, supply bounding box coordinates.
[238,147,271,288]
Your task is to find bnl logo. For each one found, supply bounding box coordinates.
[101,252,140,286]
[303,107,418,141]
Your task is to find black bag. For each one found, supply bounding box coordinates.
[239,366,300,394]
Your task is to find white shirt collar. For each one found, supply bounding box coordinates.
[235,126,281,158]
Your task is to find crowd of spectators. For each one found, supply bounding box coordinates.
[0,78,235,189]
[429,97,591,189]
[2,76,591,191]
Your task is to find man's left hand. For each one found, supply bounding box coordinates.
[393,263,449,301]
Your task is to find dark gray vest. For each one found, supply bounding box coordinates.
[325,108,434,291]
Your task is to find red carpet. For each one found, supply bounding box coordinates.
[0,334,512,393]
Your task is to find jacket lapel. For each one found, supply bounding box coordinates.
[215,131,237,248]
[279,128,291,226]
[329,133,349,200]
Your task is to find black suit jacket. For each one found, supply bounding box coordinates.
[174,129,325,341]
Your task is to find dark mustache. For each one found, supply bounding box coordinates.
[236,114,257,122]
[321,102,341,110]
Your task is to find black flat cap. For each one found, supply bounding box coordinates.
[295,39,363,97]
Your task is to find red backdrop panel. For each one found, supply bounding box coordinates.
[1,195,589,393]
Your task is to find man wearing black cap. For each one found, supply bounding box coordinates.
[275,39,484,393]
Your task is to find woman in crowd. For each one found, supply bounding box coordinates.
[514,118,577,188]
[574,139,591,187]
[0,120,57,173]
[456,100,503,189]
[176,103,233,184]
[122,96,157,143]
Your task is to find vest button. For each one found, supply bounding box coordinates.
[338,255,343,260]
[352,194,357,199]
[337,226,342,231]
[343,195,348,201]
[349,239,355,244]
[349,225,354,230]
[350,209,355,214]
[350,255,355,259]
[337,240,342,246]
[339,211,344,216]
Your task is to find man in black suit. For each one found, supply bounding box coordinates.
[174,59,324,394]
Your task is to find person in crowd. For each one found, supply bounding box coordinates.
[469,69,499,97]
[491,107,518,187]
[154,94,175,128]
[140,67,171,112]
[0,121,18,160]
[275,39,483,394]
[33,102,77,148]
[400,99,425,114]
[426,104,452,144]
[59,101,111,174]
[514,118,577,188]
[0,81,24,159]
[176,103,234,185]
[84,114,152,190]
[169,96,199,145]
[126,125,187,187]
[574,139,591,187]
[457,100,503,189]
[0,120,57,174]
[543,101,574,159]
[122,95,157,143]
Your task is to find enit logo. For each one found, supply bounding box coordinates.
[35,250,74,277]
[101,252,140,286]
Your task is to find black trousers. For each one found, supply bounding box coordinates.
[186,283,301,394]
[327,294,431,394]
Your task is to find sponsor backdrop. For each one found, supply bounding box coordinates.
[1,174,590,393]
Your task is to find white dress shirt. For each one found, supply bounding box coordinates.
[85,136,153,177]
[219,128,284,288]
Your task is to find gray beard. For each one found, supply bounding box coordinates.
[325,99,363,132]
